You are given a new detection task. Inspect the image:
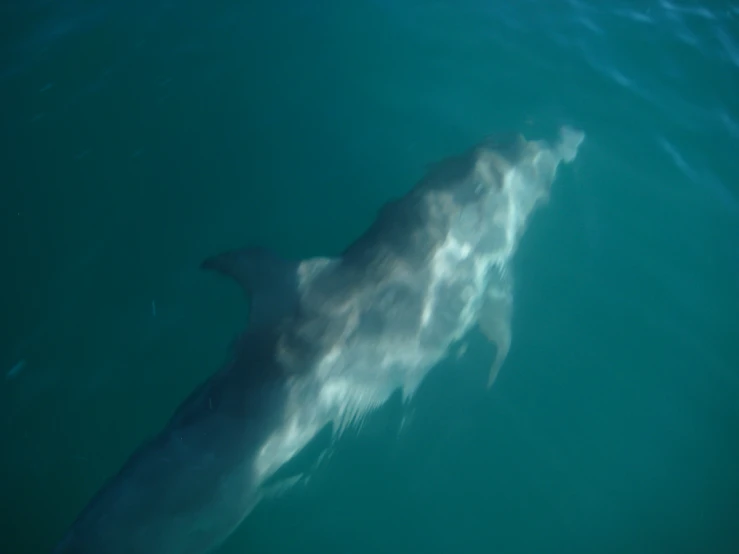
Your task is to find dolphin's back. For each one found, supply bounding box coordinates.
[279,126,584,401]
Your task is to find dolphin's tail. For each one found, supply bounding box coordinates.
[556,126,585,163]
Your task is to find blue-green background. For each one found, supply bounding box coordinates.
[2,1,738,553]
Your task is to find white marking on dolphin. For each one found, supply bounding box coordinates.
[51,126,585,554]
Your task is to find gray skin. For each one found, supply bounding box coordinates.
[51,126,584,554]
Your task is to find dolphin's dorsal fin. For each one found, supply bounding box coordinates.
[201,246,301,329]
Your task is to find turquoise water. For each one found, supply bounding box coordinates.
[2,1,738,552]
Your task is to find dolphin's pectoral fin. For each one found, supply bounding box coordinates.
[480,311,510,388]
[201,246,301,329]
[479,266,514,389]
[262,423,333,493]
[556,126,586,163]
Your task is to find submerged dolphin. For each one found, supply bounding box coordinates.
[51,126,585,554]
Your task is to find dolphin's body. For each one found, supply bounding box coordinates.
[52,126,585,554]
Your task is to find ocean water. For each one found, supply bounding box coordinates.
[1,1,738,553]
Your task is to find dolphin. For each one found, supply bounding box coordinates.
[51,125,585,554]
